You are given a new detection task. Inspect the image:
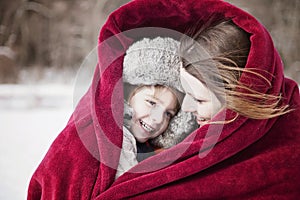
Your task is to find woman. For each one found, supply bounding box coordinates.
[179,20,290,126]
[28,0,300,199]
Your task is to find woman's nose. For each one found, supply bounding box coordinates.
[149,106,164,124]
[182,95,197,113]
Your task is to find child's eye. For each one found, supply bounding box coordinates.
[165,111,173,118]
[146,100,156,106]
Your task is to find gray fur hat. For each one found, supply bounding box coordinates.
[123,37,197,148]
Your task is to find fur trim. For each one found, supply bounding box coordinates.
[123,37,183,92]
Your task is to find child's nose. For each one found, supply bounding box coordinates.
[149,106,164,124]
[182,95,197,113]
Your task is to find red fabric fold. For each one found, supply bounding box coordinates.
[28,0,300,199]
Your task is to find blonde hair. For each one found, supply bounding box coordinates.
[180,20,291,120]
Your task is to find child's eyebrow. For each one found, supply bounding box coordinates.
[146,94,177,113]
[145,94,163,104]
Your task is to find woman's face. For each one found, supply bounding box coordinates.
[129,87,178,143]
[180,68,223,127]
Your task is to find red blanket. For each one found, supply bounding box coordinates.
[28,0,300,199]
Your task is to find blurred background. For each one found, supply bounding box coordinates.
[0,0,299,199]
[0,0,131,84]
[0,0,299,84]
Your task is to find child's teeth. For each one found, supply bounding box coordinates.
[140,120,153,132]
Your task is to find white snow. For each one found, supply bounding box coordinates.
[0,84,74,200]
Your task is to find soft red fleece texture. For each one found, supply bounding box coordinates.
[27,0,300,199]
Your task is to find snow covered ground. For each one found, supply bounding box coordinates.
[0,84,74,200]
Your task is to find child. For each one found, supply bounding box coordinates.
[117,84,180,178]
[116,37,197,179]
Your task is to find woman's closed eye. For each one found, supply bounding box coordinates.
[191,95,207,104]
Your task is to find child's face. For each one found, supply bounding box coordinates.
[129,87,178,143]
[180,68,222,127]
